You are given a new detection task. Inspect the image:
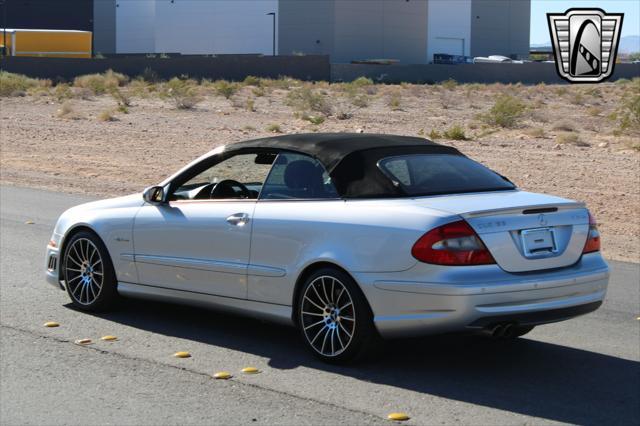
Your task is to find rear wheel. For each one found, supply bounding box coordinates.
[297,268,376,363]
[62,231,118,311]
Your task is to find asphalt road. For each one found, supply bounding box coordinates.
[1,185,638,426]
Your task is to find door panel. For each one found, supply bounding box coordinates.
[133,201,255,298]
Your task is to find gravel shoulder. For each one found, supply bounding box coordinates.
[1,82,638,262]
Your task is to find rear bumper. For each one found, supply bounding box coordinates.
[354,253,609,338]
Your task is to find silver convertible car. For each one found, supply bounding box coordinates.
[45,133,609,362]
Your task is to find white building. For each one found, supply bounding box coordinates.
[94,0,530,64]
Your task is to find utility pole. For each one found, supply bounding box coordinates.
[266,12,275,56]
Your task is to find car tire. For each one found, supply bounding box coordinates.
[297,267,376,364]
[62,230,118,311]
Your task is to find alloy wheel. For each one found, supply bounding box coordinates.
[64,238,104,306]
[300,275,356,357]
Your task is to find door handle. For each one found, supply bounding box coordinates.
[226,213,250,226]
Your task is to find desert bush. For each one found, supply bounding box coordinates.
[388,91,402,110]
[482,94,526,128]
[245,98,256,112]
[56,101,82,120]
[252,86,266,97]
[53,83,73,102]
[302,114,325,125]
[440,78,458,90]
[615,79,640,132]
[110,87,131,107]
[140,67,160,83]
[428,129,442,140]
[213,80,240,99]
[556,132,588,146]
[286,86,331,116]
[266,123,282,133]
[525,127,546,138]
[98,109,117,122]
[161,77,202,109]
[552,120,575,132]
[569,92,585,105]
[73,69,128,95]
[587,106,603,116]
[0,71,50,96]
[443,124,468,140]
[243,75,262,86]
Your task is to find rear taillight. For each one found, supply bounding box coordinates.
[582,212,601,254]
[412,220,496,266]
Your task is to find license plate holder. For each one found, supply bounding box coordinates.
[521,227,557,257]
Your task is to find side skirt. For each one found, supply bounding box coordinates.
[117,282,295,327]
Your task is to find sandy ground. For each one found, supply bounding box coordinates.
[1,81,638,262]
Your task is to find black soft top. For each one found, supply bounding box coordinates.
[228,133,464,198]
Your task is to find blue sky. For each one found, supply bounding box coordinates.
[531,0,640,44]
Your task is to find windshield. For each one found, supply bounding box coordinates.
[378,154,515,196]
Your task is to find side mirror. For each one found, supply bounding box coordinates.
[143,186,165,204]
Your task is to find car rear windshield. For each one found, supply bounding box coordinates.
[378,154,515,196]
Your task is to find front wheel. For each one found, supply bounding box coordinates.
[297,268,376,363]
[62,231,118,311]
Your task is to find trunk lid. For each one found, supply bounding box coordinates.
[415,190,590,272]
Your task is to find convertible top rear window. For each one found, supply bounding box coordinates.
[378,154,515,197]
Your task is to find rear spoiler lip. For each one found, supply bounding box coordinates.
[460,202,586,219]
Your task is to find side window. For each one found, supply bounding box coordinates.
[170,152,275,200]
[260,152,338,200]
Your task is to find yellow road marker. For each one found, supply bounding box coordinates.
[387,412,410,421]
[100,335,118,341]
[74,338,92,345]
[213,371,232,380]
[241,367,260,374]
[173,351,191,358]
[43,321,59,327]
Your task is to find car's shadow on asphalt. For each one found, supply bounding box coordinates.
[71,298,639,425]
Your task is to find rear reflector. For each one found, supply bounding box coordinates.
[412,220,496,266]
[582,212,601,254]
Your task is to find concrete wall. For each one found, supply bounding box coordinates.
[427,0,472,62]
[115,0,156,53]
[331,62,640,84]
[0,55,330,81]
[93,0,116,54]
[471,0,530,58]
[278,0,335,56]
[333,0,428,64]
[154,0,277,55]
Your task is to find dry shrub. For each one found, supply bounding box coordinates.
[74,69,128,95]
[525,127,546,138]
[552,120,575,132]
[266,123,282,133]
[161,77,202,109]
[213,80,240,99]
[286,86,331,116]
[442,124,468,140]
[0,71,50,97]
[56,102,83,120]
[481,94,526,128]
[98,109,118,122]
[387,91,402,110]
[556,132,589,146]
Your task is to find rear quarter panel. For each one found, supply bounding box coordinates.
[248,199,452,305]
